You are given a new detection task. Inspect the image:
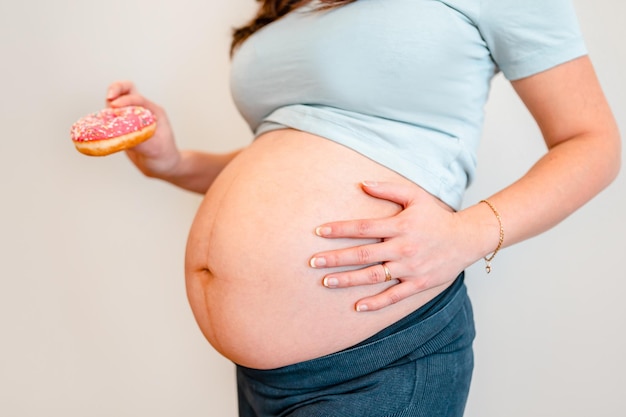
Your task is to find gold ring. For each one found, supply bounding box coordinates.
[383,264,392,282]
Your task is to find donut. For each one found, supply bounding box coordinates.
[71,106,157,156]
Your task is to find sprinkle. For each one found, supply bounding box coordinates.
[70,106,156,142]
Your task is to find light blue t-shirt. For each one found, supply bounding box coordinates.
[230,0,587,209]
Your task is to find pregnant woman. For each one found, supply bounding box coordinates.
[106,1,620,416]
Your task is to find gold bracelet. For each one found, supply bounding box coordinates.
[480,199,504,273]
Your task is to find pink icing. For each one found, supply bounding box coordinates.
[71,106,156,142]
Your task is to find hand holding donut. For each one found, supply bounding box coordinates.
[105,81,182,178]
[71,81,182,180]
[309,181,480,312]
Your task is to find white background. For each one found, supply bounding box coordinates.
[1,1,624,416]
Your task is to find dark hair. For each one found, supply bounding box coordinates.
[231,0,357,55]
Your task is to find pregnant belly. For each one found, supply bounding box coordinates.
[185,130,452,369]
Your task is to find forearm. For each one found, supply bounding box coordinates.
[460,56,622,265]
[148,148,243,194]
[460,131,621,263]
[105,81,244,194]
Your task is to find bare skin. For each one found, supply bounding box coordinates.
[106,55,620,368]
[308,56,621,311]
[184,131,456,368]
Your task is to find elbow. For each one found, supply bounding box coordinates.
[570,125,622,193]
[605,127,622,186]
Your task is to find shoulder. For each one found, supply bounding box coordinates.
[470,0,587,80]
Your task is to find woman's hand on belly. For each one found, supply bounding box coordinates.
[309,180,484,312]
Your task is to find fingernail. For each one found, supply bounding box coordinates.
[315,226,332,236]
[356,304,369,312]
[362,181,379,187]
[106,89,115,100]
[309,257,327,268]
[323,277,339,288]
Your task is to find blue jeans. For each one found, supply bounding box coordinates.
[237,273,475,417]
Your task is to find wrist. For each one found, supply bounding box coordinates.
[478,200,504,273]
[456,200,505,268]
[127,141,182,180]
[150,150,185,183]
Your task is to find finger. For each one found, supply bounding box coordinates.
[106,80,136,102]
[314,216,397,239]
[310,240,395,269]
[322,263,400,288]
[108,93,151,109]
[355,282,422,312]
[361,180,419,207]
[313,181,421,239]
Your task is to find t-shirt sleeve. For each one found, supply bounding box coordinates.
[476,0,587,80]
